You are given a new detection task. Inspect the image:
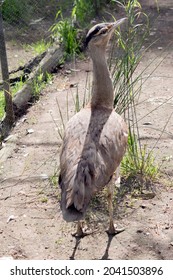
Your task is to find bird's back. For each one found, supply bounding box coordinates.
[59,106,127,222]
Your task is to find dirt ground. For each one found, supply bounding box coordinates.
[0,1,173,260]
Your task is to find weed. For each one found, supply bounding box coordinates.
[33,71,53,99]
[11,78,25,95]
[121,134,158,182]
[49,174,58,187]
[50,10,81,59]
[0,90,5,119]
[72,0,94,26]
[30,40,52,56]
[23,39,51,55]
[41,196,48,203]
[55,238,63,245]
[49,165,60,187]
[110,0,149,113]
[0,79,25,120]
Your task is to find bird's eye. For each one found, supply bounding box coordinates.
[100,28,108,35]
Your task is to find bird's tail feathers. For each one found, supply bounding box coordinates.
[60,163,94,222]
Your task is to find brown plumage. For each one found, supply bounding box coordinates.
[59,18,128,236]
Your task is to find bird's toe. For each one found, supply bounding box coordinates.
[107,222,125,236]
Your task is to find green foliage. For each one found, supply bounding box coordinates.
[30,40,52,56]
[49,165,60,187]
[50,11,81,58]
[110,0,149,114]
[11,78,25,95]
[0,72,53,120]
[50,0,108,58]
[109,1,159,184]
[0,79,25,120]
[23,39,52,56]
[72,0,108,26]
[33,72,53,99]
[72,0,94,26]
[121,134,158,182]
[2,0,31,24]
[0,90,5,119]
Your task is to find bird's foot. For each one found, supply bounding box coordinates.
[72,222,85,238]
[72,222,97,238]
[72,228,87,238]
[106,222,125,236]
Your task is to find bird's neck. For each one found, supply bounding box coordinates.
[90,48,114,109]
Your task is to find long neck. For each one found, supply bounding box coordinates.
[90,47,114,109]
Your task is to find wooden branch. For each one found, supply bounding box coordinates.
[12,46,64,116]
[0,52,46,90]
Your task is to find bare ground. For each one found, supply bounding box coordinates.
[0,1,173,259]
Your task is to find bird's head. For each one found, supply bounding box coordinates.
[85,18,126,50]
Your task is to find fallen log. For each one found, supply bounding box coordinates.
[0,52,46,91]
[12,45,64,116]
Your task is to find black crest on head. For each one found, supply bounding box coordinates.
[85,25,102,47]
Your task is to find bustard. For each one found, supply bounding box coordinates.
[59,18,128,236]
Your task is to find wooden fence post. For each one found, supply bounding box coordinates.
[0,3,15,137]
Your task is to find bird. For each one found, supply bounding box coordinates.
[59,18,128,237]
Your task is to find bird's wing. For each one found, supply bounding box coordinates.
[59,107,127,220]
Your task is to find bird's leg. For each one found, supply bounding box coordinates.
[115,165,121,188]
[107,181,125,235]
[107,183,116,235]
[72,221,85,238]
[76,221,84,237]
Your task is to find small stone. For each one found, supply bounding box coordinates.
[140,204,147,209]
[7,215,16,224]
[18,191,26,195]
[40,174,49,180]
[26,128,34,134]
[143,122,152,125]
[21,117,27,123]
[70,83,77,88]
[65,70,71,74]
[23,153,29,157]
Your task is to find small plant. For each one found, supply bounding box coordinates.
[11,78,25,95]
[33,71,53,99]
[0,79,25,120]
[110,0,149,113]
[23,39,51,55]
[72,0,94,26]
[49,165,60,187]
[50,10,81,58]
[30,40,52,56]
[41,196,48,203]
[121,134,158,182]
[0,90,5,119]
[72,0,108,25]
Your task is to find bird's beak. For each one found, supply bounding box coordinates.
[108,18,127,31]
